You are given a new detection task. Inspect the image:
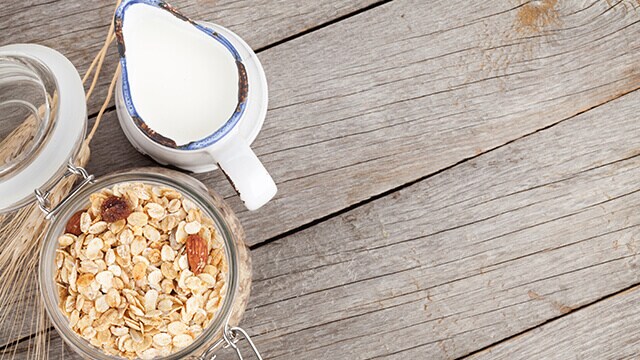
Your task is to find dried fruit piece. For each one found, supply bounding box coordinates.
[65,211,84,235]
[186,234,208,275]
[101,196,131,223]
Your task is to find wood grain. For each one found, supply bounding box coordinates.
[240,88,640,359]
[468,285,640,359]
[3,0,640,358]
[80,0,640,246]
[0,0,380,350]
[5,0,639,246]
[0,0,380,113]
[8,73,640,360]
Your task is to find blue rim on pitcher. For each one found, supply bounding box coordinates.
[114,0,249,150]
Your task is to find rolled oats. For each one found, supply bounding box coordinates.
[95,295,110,313]
[86,238,104,260]
[80,212,92,233]
[145,203,166,219]
[89,221,109,235]
[131,236,147,256]
[152,333,172,348]
[58,234,75,247]
[160,245,176,262]
[184,221,201,235]
[172,333,193,348]
[157,298,173,313]
[143,226,161,243]
[55,182,227,359]
[128,212,149,228]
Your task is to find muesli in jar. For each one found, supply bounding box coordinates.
[54,182,229,359]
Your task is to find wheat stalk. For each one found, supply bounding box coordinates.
[0,1,121,358]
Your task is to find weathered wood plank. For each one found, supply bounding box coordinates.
[4,0,639,245]
[4,0,640,357]
[9,75,640,359]
[237,89,640,359]
[0,0,380,351]
[84,0,640,246]
[0,0,380,113]
[0,276,40,352]
[468,285,640,359]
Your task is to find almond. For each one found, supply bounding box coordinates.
[185,234,208,275]
[65,210,84,235]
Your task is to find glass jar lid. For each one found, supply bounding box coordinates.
[0,44,86,213]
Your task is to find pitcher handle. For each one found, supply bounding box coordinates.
[206,137,276,211]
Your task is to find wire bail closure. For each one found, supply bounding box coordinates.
[200,324,263,360]
[35,161,94,219]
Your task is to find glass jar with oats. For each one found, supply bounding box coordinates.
[39,169,256,360]
[0,45,261,359]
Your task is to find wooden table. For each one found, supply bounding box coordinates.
[2,0,640,358]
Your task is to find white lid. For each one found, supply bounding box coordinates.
[0,44,86,213]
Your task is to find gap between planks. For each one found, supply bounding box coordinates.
[6,52,640,360]
[459,281,640,359]
[0,0,393,352]
[4,0,640,356]
[248,84,640,252]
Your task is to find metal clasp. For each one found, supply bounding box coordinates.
[35,161,94,219]
[200,325,263,360]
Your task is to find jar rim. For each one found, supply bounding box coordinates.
[39,168,240,359]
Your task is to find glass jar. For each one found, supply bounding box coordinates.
[39,168,255,359]
[0,45,261,359]
[0,44,85,213]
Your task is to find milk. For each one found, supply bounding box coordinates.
[122,4,239,146]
